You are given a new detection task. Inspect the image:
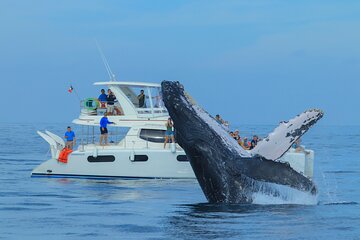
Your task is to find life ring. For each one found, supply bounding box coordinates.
[84,98,99,111]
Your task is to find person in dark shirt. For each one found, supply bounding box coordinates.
[137,89,146,108]
[215,114,224,124]
[106,89,116,115]
[233,129,240,141]
[99,112,115,146]
[249,135,258,150]
[64,126,76,149]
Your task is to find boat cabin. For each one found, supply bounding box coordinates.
[80,81,168,119]
[74,81,171,148]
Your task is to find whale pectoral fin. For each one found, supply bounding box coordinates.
[233,157,316,193]
[250,109,324,161]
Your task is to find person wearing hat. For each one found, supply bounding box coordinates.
[242,137,250,150]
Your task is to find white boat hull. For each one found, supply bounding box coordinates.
[32,147,314,179]
[32,148,195,179]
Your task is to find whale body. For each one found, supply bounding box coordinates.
[161,81,323,203]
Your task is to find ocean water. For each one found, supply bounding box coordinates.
[0,123,359,240]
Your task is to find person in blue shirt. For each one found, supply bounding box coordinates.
[98,89,107,108]
[64,126,76,149]
[100,112,115,146]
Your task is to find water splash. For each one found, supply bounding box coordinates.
[251,182,318,205]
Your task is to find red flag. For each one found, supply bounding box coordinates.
[68,85,73,93]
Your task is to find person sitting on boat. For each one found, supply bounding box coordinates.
[237,137,243,147]
[293,139,301,151]
[98,89,107,108]
[242,137,250,150]
[292,138,310,154]
[249,135,258,150]
[100,112,115,146]
[233,129,240,141]
[106,89,117,115]
[164,118,175,148]
[215,114,224,124]
[138,89,146,108]
[64,126,76,150]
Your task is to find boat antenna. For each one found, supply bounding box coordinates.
[95,40,116,81]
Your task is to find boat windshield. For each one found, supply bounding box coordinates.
[80,83,168,117]
[120,85,168,115]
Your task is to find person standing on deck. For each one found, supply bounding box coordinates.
[164,118,175,148]
[64,126,76,149]
[215,114,224,124]
[100,112,115,146]
[137,89,146,108]
[98,89,107,108]
[106,89,116,115]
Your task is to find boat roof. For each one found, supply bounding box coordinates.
[94,81,161,88]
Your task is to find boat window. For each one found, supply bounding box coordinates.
[139,129,165,143]
[149,87,164,108]
[119,85,168,116]
[177,155,189,162]
[133,155,148,162]
[87,155,115,162]
[120,86,149,108]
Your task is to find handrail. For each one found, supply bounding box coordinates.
[80,98,168,117]
[79,129,175,150]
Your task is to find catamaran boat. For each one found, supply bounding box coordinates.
[32,81,315,179]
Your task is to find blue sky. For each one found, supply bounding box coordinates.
[1,1,359,125]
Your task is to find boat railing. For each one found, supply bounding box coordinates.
[135,107,168,116]
[119,134,166,149]
[80,97,168,117]
[79,128,168,149]
[80,98,122,116]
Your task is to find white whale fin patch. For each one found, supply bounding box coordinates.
[250,109,324,161]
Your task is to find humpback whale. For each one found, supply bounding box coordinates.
[161,81,324,204]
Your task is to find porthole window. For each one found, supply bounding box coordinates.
[87,155,115,162]
[133,155,148,162]
[176,155,189,162]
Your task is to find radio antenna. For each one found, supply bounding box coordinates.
[95,40,116,81]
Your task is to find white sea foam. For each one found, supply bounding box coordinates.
[251,182,318,205]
